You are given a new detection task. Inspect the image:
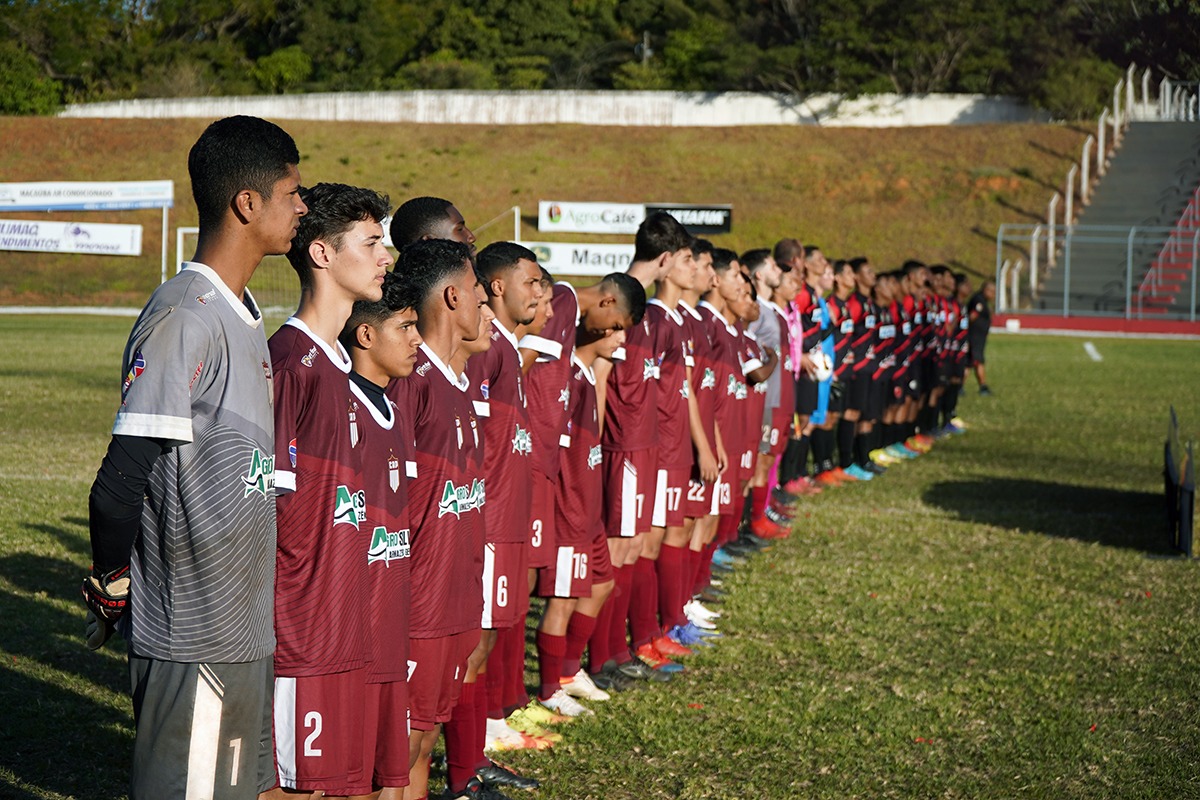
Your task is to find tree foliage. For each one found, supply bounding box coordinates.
[0,0,1191,117]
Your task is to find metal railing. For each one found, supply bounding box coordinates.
[995,223,1197,320]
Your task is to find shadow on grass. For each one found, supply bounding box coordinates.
[924,478,1173,553]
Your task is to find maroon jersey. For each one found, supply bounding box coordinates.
[387,344,486,639]
[270,320,369,678]
[681,301,720,454]
[555,357,603,547]
[768,301,796,422]
[738,327,768,455]
[602,302,658,453]
[700,302,741,462]
[522,282,579,480]
[350,377,413,684]
[649,299,692,470]
[467,320,532,544]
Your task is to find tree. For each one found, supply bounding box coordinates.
[0,41,62,114]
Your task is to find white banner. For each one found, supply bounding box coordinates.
[538,201,644,234]
[521,241,634,277]
[0,219,143,256]
[0,180,174,211]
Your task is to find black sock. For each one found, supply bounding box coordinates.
[942,385,960,426]
[796,434,810,478]
[854,428,872,467]
[813,428,835,473]
[779,437,803,485]
[837,419,856,469]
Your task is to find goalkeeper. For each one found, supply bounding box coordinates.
[82,116,305,800]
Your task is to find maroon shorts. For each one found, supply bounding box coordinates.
[538,542,591,598]
[362,680,410,789]
[274,668,371,796]
[590,521,613,585]
[527,471,555,569]
[482,541,527,629]
[602,447,656,538]
[651,466,689,528]
[683,475,711,519]
[408,631,480,730]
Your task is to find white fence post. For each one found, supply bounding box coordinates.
[1160,77,1171,118]
[1142,68,1151,118]
[1125,64,1135,119]
[1113,78,1123,137]
[1097,109,1108,175]
[1030,225,1042,299]
[1048,193,1060,266]
[1010,260,1023,310]
[1081,136,1094,204]
[998,259,1011,311]
[1065,165,1077,228]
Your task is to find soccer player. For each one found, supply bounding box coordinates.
[968,278,995,395]
[269,182,393,798]
[389,196,477,255]
[386,239,487,800]
[843,258,884,477]
[339,272,424,800]
[83,116,305,800]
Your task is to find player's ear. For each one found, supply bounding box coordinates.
[232,189,255,223]
[444,282,459,310]
[354,322,374,350]
[598,293,616,308]
[490,277,504,298]
[307,239,332,270]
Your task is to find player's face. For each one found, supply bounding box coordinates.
[260,164,307,255]
[715,262,742,303]
[856,264,876,291]
[331,218,392,302]
[761,256,783,289]
[693,251,716,293]
[431,206,477,255]
[984,282,996,301]
[524,283,554,336]
[376,308,422,379]
[503,258,544,327]
[463,295,495,355]
[453,265,485,341]
[595,327,627,360]
[836,265,856,292]
[665,247,696,288]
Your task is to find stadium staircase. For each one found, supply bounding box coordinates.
[1037,121,1200,315]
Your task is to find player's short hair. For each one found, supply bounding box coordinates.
[711,247,738,274]
[476,242,539,293]
[188,115,300,232]
[538,265,553,286]
[286,182,391,289]
[597,272,647,325]
[338,271,416,351]
[953,272,968,287]
[773,238,804,265]
[389,196,454,247]
[393,238,475,314]
[690,238,714,261]
[902,260,926,274]
[929,264,950,278]
[804,244,822,255]
[834,259,853,275]
[849,256,869,270]
[741,248,773,276]
[633,212,691,262]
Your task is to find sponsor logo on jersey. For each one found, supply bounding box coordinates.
[840,319,855,334]
[121,350,146,402]
[588,444,602,470]
[642,358,656,381]
[188,361,204,392]
[511,424,532,455]
[388,451,400,493]
[680,378,690,399]
[416,361,432,377]
[558,387,570,409]
[455,415,463,449]
[241,449,275,497]
[726,374,738,396]
[701,367,716,390]
[368,526,410,565]
[865,315,877,328]
[438,478,486,518]
[348,399,360,448]
[334,485,366,528]
[470,414,479,448]
[288,438,297,468]
[301,346,318,368]
[480,379,490,400]
[195,289,216,305]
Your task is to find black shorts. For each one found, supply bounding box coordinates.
[936,360,954,387]
[920,357,938,394]
[847,371,871,413]
[968,334,986,365]
[868,378,889,419]
[796,375,818,415]
[827,380,847,414]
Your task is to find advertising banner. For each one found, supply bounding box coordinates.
[644,203,732,234]
[0,180,174,211]
[537,201,644,234]
[0,219,143,256]
[521,241,635,277]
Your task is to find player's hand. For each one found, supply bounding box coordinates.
[716,444,729,474]
[82,565,130,650]
[800,353,817,377]
[698,448,719,484]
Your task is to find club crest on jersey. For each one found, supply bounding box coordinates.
[471,415,479,448]
[241,449,275,497]
[701,367,716,390]
[726,374,738,395]
[188,361,204,392]
[121,350,146,402]
[195,289,216,305]
[642,358,657,381]
[456,415,463,449]
[334,485,366,528]
[680,378,690,399]
[368,526,410,565]
[480,379,490,400]
[348,399,360,448]
[301,346,318,368]
[558,387,570,410]
[288,438,297,468]
[588,444,602,470]
[388,451,400,493]
[438,478,486,518]
[511,424,532,455]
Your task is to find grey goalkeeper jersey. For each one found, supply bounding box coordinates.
[113,262,277,663]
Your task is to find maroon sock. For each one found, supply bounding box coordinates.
[629,556,660,648]
[719,510,739,545]
[588,580,616,672]
[536,630,566,700]
[484,630,506,720]
[563,611,598,677]
[445,680,477,792]
[750,485,767,521]
[502,622,527,712]
[472,676,489,772]
[685,546,704,598]
[610,563,635,663]
[695,540,717,592]
[656,544,686,631]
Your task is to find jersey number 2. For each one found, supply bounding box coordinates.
[304,711,323,757]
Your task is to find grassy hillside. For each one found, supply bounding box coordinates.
[0,116,1087,305]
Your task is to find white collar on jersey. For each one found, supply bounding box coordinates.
[648,297,684,325]
[283,316,352,374]
[491,318,520,352]
[418,342,468,391]
[762,298,786,317]
[348,379,395,430]
[678,299,703,320]
[181,262,263,327]
[699,300,739,336]
[556,281,582,327]
[570,354,597,386]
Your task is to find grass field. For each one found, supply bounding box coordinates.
[0,117,1087,307]
[1,315,1198,799]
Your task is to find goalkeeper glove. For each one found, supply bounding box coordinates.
[81,565,130,650]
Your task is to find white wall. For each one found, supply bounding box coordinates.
[59,90,1049,127]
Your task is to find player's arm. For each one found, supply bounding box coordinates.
[593,356,613,437]
[84,434,167,649]
[712,420,728,474]
[747,346,777,385]
[686,363,718,482]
